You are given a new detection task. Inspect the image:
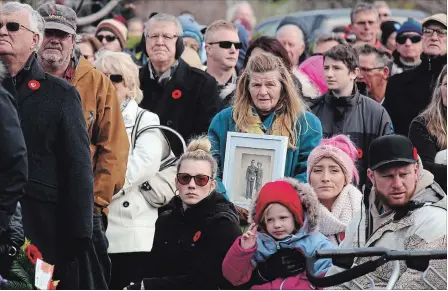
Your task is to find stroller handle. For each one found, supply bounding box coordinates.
[306,247,447,288]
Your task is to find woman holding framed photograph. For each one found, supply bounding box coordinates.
[209,52,323,200]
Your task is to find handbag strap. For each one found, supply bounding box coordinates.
[131,109,147,151]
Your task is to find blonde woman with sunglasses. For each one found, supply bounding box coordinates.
[94,50,173,289]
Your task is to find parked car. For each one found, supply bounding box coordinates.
[254,8,427,47]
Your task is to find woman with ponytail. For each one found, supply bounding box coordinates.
[306,135,363,245]
[125,136,241,290]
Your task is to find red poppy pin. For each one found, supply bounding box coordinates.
[339,232,345,242]
[28,80,40,91]
[193,231,201,242]
[356,148,363,159]
[172,89,182,99]
[413,147,418,160]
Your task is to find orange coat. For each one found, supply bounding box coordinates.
[71,57,129,215]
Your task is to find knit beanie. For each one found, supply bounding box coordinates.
[396,18,422,37]
[254,181,304,227]
[178,15,204,48]
[307,135,359,185]
[380,21,401,45]
[95,19,128,50]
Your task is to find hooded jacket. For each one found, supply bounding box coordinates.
[71,56,129,215]
[140,192,241,289]
[325,159,447,289]
[222,180,334,289]
[384,53,447,135]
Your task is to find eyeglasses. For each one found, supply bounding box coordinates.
[147,33,178,41]
[423,28,447,37]
[96,35,117,42]
[108,74,123,83]
[396,34,421,44]
[45,29,71,39]
[176,173,212,186]
[208,41,243,49]
[0,21,35,33]
[360,66,384,73]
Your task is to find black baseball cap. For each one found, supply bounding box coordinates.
[369,135,418,171]
[38,3,77,34]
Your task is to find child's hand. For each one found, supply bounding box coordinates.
[240,223,258,250]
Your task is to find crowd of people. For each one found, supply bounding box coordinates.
[0,0,445,290]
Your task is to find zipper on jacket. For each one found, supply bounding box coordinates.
[428,57,432,71]
[28,178,56,189]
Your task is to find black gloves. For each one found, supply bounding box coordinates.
[256,248,306,282]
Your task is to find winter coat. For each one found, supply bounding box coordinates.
[140,192,241,289]
[209,107,323,196]
[0,61,27,237]
[383,53,447,135]
[325,159,447,289]
[223,182,335,289]
[71,56,129,216]
[13,54,94,266]
[107,100,170,253]
[315,184,363,245]
[310,88,393,188]
[409,115,447,193]
[139,59,223,156]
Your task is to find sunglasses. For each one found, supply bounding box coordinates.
[208,41,243,49]
[45,29,71,39]
[108,74,123,83]
[96,35,117,43]
[0,21,34,33]
[396,34,421,44]
[176,173,212,186]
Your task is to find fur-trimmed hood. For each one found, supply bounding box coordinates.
[249,178,321,233]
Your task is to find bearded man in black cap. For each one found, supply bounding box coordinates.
[325,134,446,289]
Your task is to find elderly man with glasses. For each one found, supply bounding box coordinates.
[0,2,94,289]
[36,3,129,289]
[384,13,447,136]
[139,13,223,157]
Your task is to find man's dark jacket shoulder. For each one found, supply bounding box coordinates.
[142,192,241,289]
[383,53,447,135]
[139,59,223,156]
[0,62,27,238]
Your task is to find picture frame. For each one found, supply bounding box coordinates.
[222,132,288,209]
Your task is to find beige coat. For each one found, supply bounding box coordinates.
[326,160,447,289]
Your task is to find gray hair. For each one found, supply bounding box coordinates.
[357,44,392,71]
[0,2,45,51]
[226,1,256,27]
[276,24,305,45]
[350,2,379,24]
[144,13,183,37]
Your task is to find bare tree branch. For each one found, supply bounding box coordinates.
[76,0,122,26]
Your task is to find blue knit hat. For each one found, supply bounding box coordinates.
[178,15,204,47]
[397,18,422,37]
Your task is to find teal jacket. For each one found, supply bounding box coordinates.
[208,107,322,195]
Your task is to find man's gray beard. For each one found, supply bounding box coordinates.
[39,52,70,71]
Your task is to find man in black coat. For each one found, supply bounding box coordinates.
[0,3,94,289]
[383,13,447,135]
[0,61,27,241]
[139,13,223,156]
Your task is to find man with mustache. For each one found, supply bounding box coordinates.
[0,2,94,289]
[326,135,447,289]
[36,3,129,289]
[383,14,447,135]
[204,20,240,107]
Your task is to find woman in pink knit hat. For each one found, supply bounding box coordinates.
[306,134,363,245]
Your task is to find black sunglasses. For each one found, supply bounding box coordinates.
[96,35,117,43]
[109,74,123,83]
[396,34,421,45]
[45,29,71,39]
[176,173,212,186]
[208,41,243,49]
[0,21,34,33]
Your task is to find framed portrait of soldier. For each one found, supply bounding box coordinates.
[222,132,288,209]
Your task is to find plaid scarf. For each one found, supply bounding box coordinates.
[148,60,179,87]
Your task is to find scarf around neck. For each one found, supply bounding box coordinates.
[243,107,292,144]
[148,60,179,87]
